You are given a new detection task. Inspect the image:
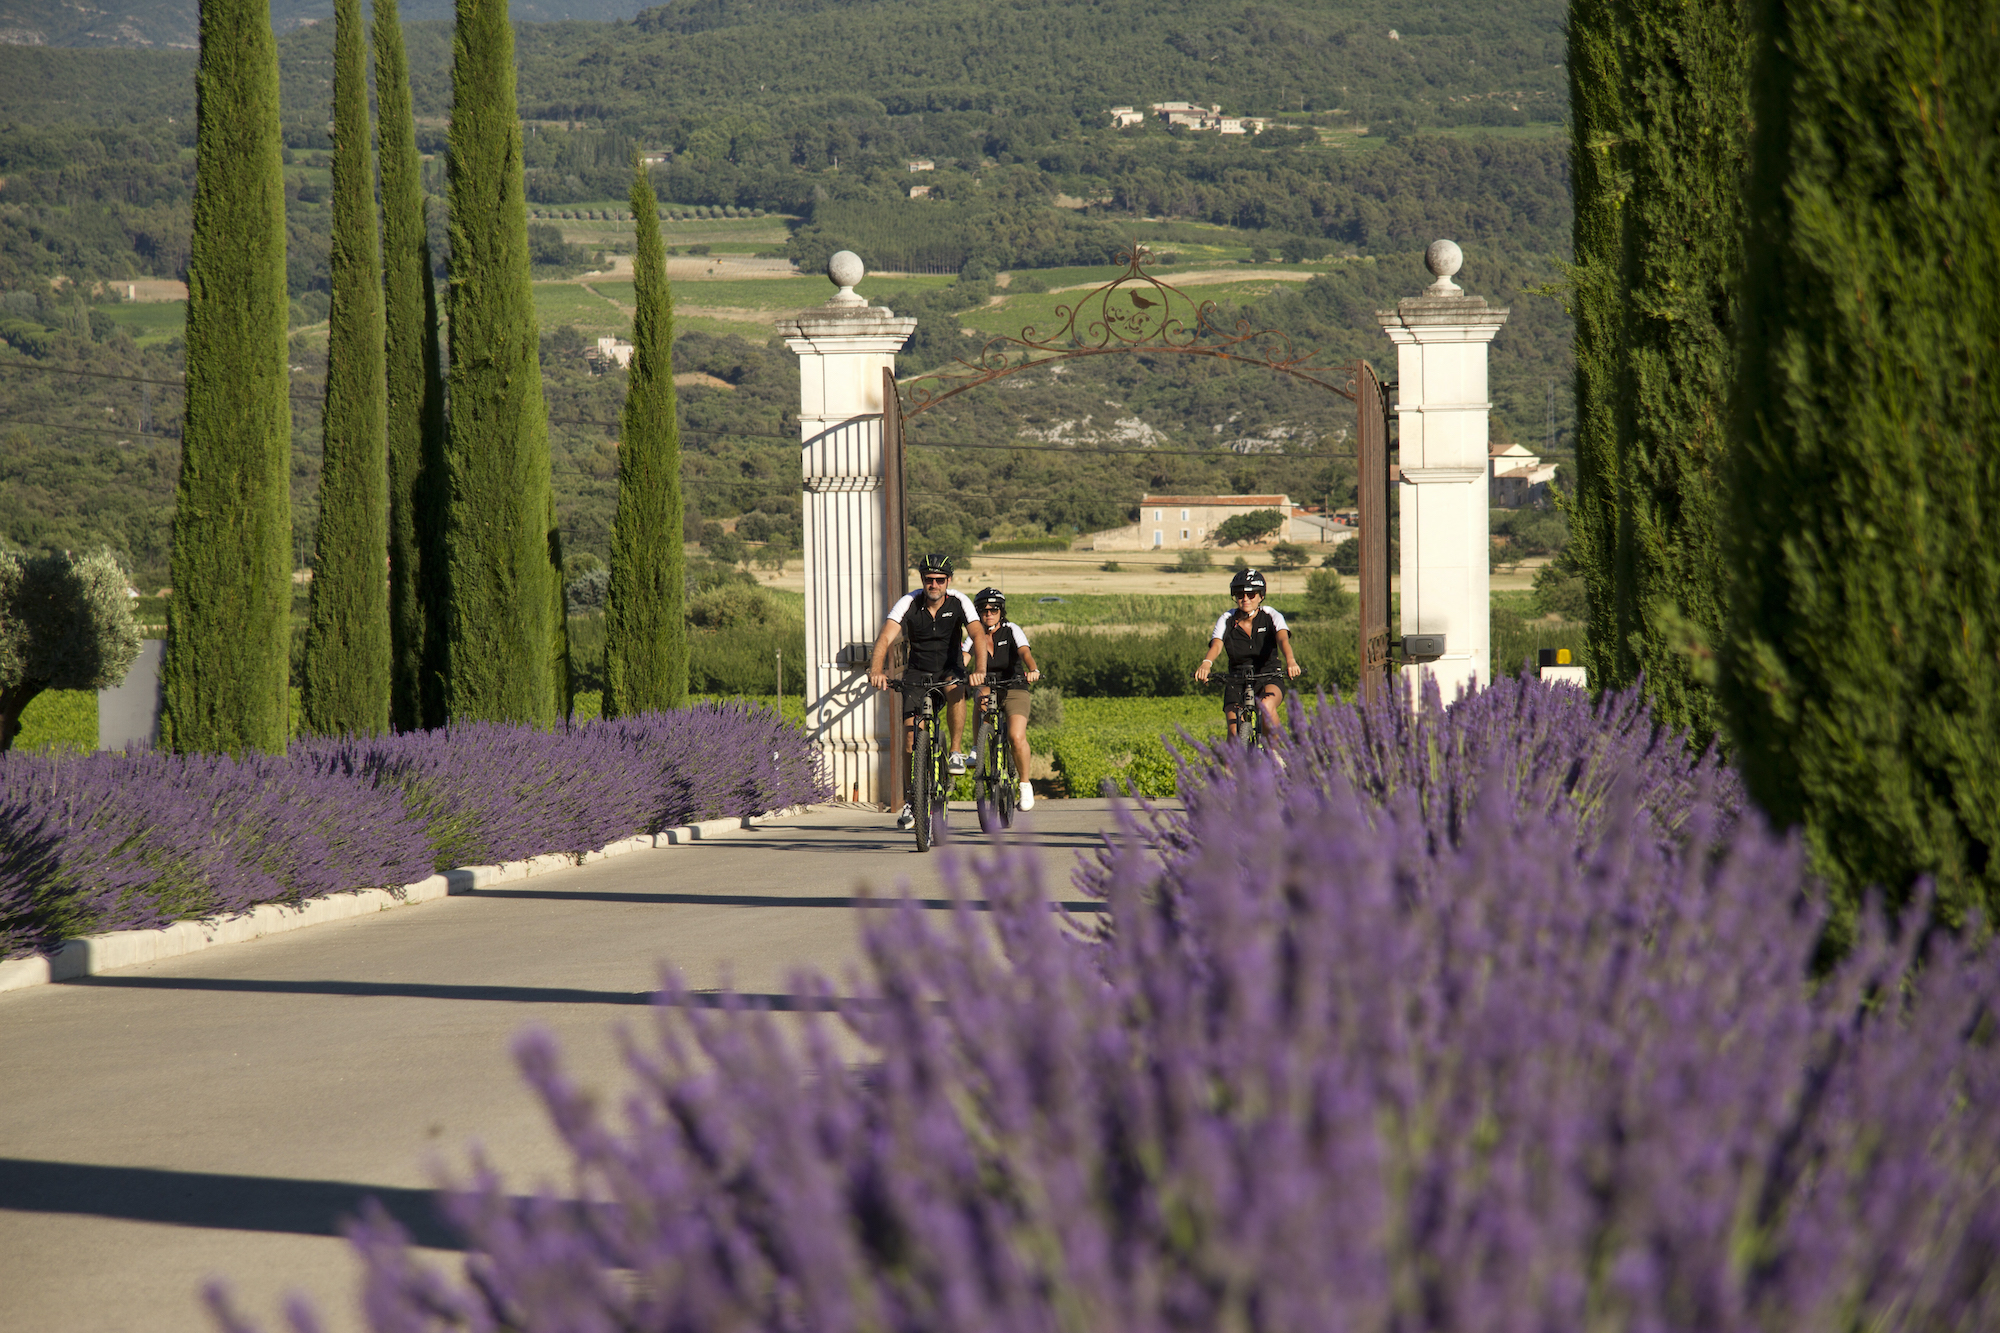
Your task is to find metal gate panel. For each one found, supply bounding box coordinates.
[1355,361,1392,706]
[881,368,908,811]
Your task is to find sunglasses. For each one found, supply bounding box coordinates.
[1235,591,1262,600]
[922,576,949,585]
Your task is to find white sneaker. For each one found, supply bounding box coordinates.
[947,751,968,775]
[1018,780,1035,811]
[896,804,914,829]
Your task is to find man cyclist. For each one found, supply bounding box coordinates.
[868,553,991,829]
[1193,567,1300,739]
[965,588,1041,812]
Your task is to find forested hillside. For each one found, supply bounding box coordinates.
[0,0,1574,589]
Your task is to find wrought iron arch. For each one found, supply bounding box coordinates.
[897,246,1361,416]
[884,245,1394,704]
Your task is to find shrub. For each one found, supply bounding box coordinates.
[1025,684,1063,729]
[0,548,142,750]
[1049,731,1110,797]
[1173,548,1212,574]
[13,690,96,754]
[1267,539,1308,568]
[978,537,1070,554]
[0,706,829,959]
[563,567,609,616]
[1099,560,1121,572]
[249,677,2000,1333]
[1303,568,1355,619]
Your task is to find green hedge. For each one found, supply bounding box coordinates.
[980,538,1073,554]
[13,689,97,753]
[1034,622,1357,699]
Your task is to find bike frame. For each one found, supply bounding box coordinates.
[973,677,1029,831]
[1216,669,1289,750]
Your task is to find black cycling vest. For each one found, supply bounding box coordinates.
[1219,608,1280,668]
[986,622,1024,679]
[896,590,973,674]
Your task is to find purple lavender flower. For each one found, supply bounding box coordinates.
[212,679,1999,1333]
[1,704,829,959]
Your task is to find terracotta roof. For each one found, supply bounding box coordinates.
[1140,494,1292,506]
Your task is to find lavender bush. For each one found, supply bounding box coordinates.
[1,704,827,960]
[218,679,1999,1332]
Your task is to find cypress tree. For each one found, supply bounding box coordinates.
[1566,0,1748,746]
[375,0,449,732]
[299,0,391,737]
[1564,0,1626,691]
[443,0,564,726]
[605,159,687,717]
[162,0,291,755]
[1720,0,2000,940]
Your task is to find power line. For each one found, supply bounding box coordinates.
[3,362,1350,461]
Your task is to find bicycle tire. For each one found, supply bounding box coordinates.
[975,719,1002,834]
[998,741,1018,829]
[929,733,951,845]
[913,724,933,853]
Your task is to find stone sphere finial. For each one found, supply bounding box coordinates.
[1424,239,1463,295]
[827,250,866,306]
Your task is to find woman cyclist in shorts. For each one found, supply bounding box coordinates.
[964,587,1041,811]
[1193,567,1300,739]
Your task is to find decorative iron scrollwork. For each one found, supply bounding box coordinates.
[898,245,1362,417]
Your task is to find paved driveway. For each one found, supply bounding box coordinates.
[0,802,1130,1332]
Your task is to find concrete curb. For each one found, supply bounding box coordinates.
[0,806,813,996]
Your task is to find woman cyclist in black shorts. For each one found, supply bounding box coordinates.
[1193,567,1301,739]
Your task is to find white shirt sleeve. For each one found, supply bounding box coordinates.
[885,592,917,624]
[1211,613,1231,641]
[1009,622,1029,646]
[1267,608,1289,632]
[949,590,978,621]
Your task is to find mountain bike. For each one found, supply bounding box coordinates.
[1210,669,1290,753]
[889,675,955,852]
[972,676,1030,833]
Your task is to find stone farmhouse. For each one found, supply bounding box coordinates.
[1105,103,1268,134]
[1093,494,1335,551]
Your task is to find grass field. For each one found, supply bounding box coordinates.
[101,301,186,347]
[531,282,629,333]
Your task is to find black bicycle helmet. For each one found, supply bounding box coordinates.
[916,552,954,578]
[1229,568,1268,596]
[972,586,1006,612]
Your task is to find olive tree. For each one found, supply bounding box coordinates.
[0,549,144,750]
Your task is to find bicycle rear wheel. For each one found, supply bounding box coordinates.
[912,725,933,853]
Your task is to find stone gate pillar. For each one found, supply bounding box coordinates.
[1377,241,1509,700]
[777,253,917,806]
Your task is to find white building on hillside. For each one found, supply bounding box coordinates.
[1489,442,1559,507]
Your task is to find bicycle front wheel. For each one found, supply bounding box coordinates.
[975,719,1001,834]
[929,737,951,845]
[912,726,934,853]
[998,743,1018,828]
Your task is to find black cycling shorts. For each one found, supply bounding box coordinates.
[900,668,967,717]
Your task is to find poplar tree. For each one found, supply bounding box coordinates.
[162,0,291,755]
[605,160,687,716]
[1566,0,1748,746]
[374,0,449,732]
[1720,0,2000,941]
[443,0,564,725]
[299,0,390,737]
